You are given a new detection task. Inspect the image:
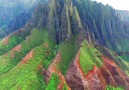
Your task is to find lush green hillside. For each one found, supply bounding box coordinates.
[0,0,129,90]
[79,40,102,74]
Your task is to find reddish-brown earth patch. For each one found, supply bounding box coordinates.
[44,53,71,90]
[11,45,21,58]
[66,52,90,90]
[57,71,71,90]
[37,64,45,74]
[66,52,105,90]
[2,44,21,58]
[44,53,62,82]
[85,65,106,90]
[18,50,34,66]
[66,51,129,90]
[3,36,10,44]
[37,64,44,71]
[101,56,129,90]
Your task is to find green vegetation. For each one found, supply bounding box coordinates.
[108,49,129,74]
[59,41,78,75]
[106,86,124,90]
[62,83,69,90]
[0,35,24,55]
[0,38,56,90]
[0,28,60,89]
[0,0,129,89]
[97,45,129,75]
[0,28,55,75]
[79,40,103,74]
[46,74,60,90]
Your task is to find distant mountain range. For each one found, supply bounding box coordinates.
[116,10,129,22]
[0,0,41,38]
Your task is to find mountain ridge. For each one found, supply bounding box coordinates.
[0,0,129,90]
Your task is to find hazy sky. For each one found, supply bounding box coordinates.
[93,0,129,10]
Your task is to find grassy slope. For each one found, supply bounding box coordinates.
[59,40,78,75]
[79,40,126,89]
[115,39,129,62]
[108,50,129,75]
[0,28,50,75]
[79,40,103,74]
[0,35,24,55]
[0,38,56,90]
[0,27,72,90]
[106,86,124,90]
[45,74,60,90]
[0,29,128,89]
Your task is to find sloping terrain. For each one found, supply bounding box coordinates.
[0,0,129,90]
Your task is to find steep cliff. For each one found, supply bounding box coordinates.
[0,0,129,90]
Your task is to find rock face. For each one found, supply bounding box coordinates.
[101,56,129,90]
[44,53,62,82]
[1,0,129,89]
[44,53,71,90]
[66,51,129,90]
[66,52,90,90]
[7,11,31,34]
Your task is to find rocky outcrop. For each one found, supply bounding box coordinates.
[7,11,31,34]
[101,56,129,90]
[1,0,129,89]
[44,53,71,90]
[66,51,129,90]
[44,53,62,82]
[66,52,90,90]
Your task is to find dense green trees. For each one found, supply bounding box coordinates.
[0,35,25,55]
[0,28,54,75]
[75,0,129,52]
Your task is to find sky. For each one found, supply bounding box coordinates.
[93,0,129,10]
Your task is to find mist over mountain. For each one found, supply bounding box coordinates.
[0,0,41,38]
[116,10,129,22]
[0,0,40,8]
[0,0,129,90]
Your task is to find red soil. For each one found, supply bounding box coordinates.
[102,56,129,89]
[44,53,71,90]
[3,36,10,44]
[57,71,71,90]
[66,51,129,90]
[11,45,21,58]
[76,52,106,90]
[2,44,21,58]
[37,64,44,70]
[47,53,61,74]
[18,50,34,66]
